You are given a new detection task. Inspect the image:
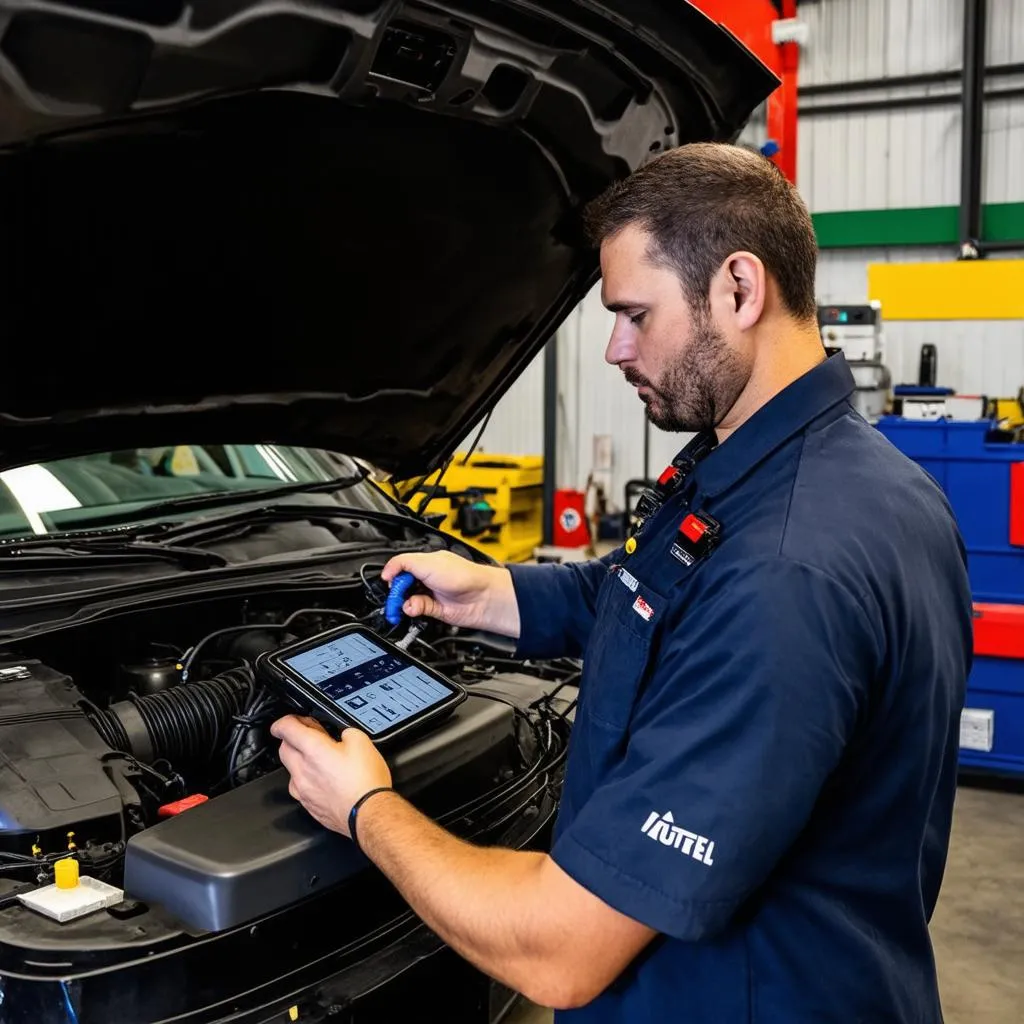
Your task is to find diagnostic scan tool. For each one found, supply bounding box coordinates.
[256,623,467,745]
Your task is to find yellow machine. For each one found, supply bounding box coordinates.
[384,453,544,563]
[991,392,1024,430]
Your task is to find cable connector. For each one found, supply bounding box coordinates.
[384,570,428,650]
[394,620,426,652]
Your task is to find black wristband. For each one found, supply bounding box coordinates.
[348,786,394,851]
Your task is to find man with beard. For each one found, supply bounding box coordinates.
[271,143,973,1023]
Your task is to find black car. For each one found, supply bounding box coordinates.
[0,3,773,1021]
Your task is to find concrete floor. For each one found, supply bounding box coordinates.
[506,779,1024,1024]
[929,779,1024,1023]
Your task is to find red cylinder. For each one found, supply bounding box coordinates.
[553,489,590,547]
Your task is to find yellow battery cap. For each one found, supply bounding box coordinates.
[625,537,637,555]
[54,857,79,889]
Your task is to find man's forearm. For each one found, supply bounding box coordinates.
[355,790,559,999]
[272,718,658,1010]
[482,565,522,638]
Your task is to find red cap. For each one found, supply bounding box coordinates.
[680,514,707,543]
[658,466,679,486]
[158,794,209,818]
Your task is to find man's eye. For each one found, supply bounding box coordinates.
[629,311,646,326]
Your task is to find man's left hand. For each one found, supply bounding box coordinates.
[270,715,392,836]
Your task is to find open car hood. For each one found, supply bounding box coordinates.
[0,0,776,479]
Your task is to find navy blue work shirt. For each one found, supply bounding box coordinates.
[507,353,973,1023]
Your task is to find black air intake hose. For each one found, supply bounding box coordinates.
[86,668,254,764]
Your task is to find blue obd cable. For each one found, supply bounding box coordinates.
[385,571,416,626]
[385,571,427,651]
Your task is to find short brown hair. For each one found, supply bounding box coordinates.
[584,143,818,321]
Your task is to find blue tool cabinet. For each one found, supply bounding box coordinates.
[875,416,1024,777]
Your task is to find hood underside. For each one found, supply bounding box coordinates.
[0,0,776,478]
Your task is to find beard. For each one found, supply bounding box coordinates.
[624,309,749,433]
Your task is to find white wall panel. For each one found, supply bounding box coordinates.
[817,247,1024,396]
[800,0,1024,82]
[797,0,1024,212]
[881,319,1024,394]
[799,0,1024,82]
[988,0,1024,65]
[800,0,962,87]
[800,85,1024,213]
[464,348,544,457]
[799,106,962,211]
[984,92,1024,204]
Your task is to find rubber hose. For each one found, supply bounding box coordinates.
[86,668,253,764]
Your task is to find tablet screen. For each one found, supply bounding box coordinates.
[282,631,455,736]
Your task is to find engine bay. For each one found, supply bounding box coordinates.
[0,564,579,940]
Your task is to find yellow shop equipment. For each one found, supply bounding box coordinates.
[990,392,1024,430]
[387,453,544,563]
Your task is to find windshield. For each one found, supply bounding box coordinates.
[0,444,383,538]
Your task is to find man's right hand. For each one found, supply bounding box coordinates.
[381,551,521,639]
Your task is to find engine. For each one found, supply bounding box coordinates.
[0,622,310,882]
[0,587,579,912]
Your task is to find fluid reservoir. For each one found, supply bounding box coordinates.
[121,656,180,695]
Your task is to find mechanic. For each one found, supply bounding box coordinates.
[271,143,973,1022]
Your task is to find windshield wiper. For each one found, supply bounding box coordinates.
[0,536,228,570]
[66,474,371,533]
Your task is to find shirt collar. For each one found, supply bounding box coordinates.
[690,351,855,500]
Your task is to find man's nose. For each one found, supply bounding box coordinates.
[605,323,635,366]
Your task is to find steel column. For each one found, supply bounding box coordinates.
[542,337,557,546]
[959,0,987,254]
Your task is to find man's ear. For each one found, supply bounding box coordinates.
[711,251,766,330]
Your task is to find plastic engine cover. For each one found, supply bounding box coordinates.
[0,659,131,841]
[124,693,514,931]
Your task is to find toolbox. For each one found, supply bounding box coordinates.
[963,603,1024,775]
[876,416,1024,777]
[875,417,1024,603]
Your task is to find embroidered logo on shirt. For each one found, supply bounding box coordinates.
[669,544,696,566]
[632,596,654,621]
[617,567,639,592]
[641,811,715,866]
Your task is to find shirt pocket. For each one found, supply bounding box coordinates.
[580,569,665,731]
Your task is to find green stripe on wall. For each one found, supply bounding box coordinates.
[984,201,1024,242]
[811,201,1024,248]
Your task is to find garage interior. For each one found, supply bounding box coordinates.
[0,0,1018,1021]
